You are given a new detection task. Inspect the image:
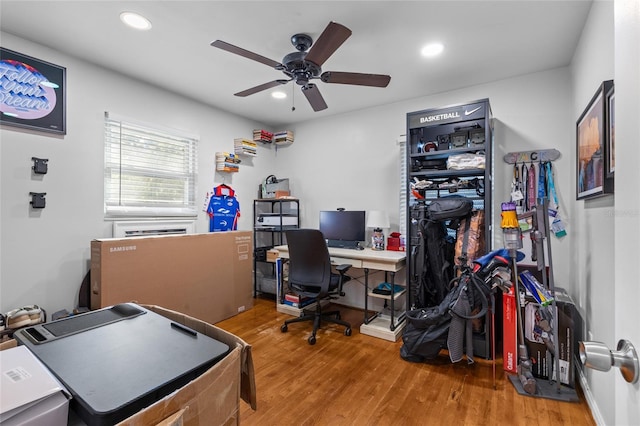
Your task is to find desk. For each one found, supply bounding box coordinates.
[274,245,406,341]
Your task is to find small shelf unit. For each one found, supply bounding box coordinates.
[253,199,299,297]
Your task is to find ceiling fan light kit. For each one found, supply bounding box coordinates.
[210,21,391,112]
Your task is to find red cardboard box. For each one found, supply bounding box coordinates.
[387,232,405,251]
[503,265,549,375]
[502,286,518,373]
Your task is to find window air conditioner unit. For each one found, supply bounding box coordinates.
[112,220,196,238]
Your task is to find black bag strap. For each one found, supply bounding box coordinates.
[448,273,489,320]
[460,213,472,261]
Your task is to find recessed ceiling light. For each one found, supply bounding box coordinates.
[271,91,287,99]
[120,12,152,30]
[421,42,444,58]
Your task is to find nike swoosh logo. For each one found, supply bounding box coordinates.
[465,106,482,116]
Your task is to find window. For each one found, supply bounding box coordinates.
[104,113,198,218]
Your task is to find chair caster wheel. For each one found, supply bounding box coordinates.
[308,335,316,345]
[345,328,352,336]
[281,324,288,333]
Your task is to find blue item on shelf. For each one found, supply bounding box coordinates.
[372,282,403,295]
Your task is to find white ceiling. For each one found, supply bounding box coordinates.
[0,1,592,128]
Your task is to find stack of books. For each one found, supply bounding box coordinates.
[282,293,315,308]
[273,130,294,145]
[234,138,257,156]
[215,152,240,173]
[253,129,273,144]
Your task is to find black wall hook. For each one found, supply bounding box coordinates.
[29,192,46,208]
[32,157,48,174]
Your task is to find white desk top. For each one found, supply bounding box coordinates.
[274,245,406,272]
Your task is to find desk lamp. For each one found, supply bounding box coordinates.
[367,210,390,250]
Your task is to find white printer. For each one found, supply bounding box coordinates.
[256,213,298,227]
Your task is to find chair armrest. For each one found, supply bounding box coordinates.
[335,264,351,274]
[334,264,352,295]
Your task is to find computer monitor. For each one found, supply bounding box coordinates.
[319,210,366,249]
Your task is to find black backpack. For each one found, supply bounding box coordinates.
[410,196,474,309]
[401,268,491,363]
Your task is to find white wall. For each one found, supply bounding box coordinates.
[569,2,615,424]
[274,67,574,310]
[0,33,277,315]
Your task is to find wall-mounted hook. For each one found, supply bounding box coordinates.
[32,157,48,174]
[29,192,46,209]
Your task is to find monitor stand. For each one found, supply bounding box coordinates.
[326,239,361,250]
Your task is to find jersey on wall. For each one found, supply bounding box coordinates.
[206,184,240,232]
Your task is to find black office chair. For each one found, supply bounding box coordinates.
[280,229,352,345]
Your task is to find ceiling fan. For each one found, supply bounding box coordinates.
[210,21,391,112]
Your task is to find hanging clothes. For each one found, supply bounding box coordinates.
[527,163,536,211]
[538,161,547,202]
[521,163,528,211]
[214,183,235,197]
[512,164,524,213]
[207,184,241,232]
[545,161,567,238]
[546,162,559,208]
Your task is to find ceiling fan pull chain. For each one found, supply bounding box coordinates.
[291,83,296,112]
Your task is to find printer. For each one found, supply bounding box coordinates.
[256,213,298,227]
[14,303,229,426]
[260,175,290,199]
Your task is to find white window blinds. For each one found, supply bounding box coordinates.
[398,135,407,237]
[104,113,198,218]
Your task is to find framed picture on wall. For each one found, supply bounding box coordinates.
[0,47,66,135]
[576,80,614,200]
[606,85,615,177]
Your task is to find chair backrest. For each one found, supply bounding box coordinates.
[285,229,332,297]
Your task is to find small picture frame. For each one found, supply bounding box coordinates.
[0,47,66,135]
[576,80,613,200]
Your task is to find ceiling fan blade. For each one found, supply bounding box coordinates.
[211,40,282,69]
[301,83,328,111]
[304,22,352,67]
[234,80,289,97]
[321,71,391,87]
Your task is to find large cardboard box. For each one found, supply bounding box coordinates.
[0,338,17,351]
[502,278,576,387]
[117,305,256,426]
[502,265,582,387]
[0,346,70,426]
[91,232,253,325]
[522,288,576,388]
[8,305,256,426]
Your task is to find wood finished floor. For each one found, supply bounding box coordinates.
[215,297,596,426]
